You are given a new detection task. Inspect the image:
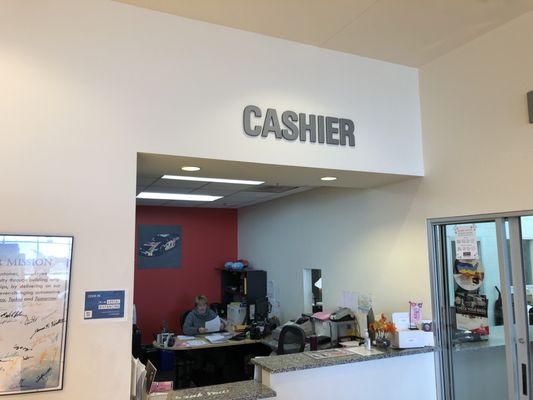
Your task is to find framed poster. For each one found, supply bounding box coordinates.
[137,224,181,269]
[0,234,73,395]
[454,292,489,335]
[454,225,479,260]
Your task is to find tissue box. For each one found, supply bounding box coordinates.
[392,330,433,349]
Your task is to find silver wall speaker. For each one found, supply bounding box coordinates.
[528,91,533,123]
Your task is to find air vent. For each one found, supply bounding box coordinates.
[244,185,299,194]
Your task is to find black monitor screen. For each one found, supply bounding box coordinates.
[254,297,269,321]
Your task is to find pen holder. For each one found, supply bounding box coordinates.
[309,335,318,351]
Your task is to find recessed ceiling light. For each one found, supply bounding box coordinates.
[136,192,222,202]
[162,175,264,185]
[181,166,201,172]
[321,176,337,181]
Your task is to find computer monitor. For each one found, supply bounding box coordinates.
[253,297,270,321]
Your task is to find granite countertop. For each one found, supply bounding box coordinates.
[251,346,435,374]
[163,380,276,400]
[452,325,533,352]
[452,325,505,352]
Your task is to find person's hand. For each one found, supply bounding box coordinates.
[198,327,208,334]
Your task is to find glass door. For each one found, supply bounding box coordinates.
[430,214,533,400]
[519,216,533,398]
[442,221,512,400]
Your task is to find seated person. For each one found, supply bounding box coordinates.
[182,294,225,335]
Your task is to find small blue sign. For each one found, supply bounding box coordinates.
[84,290,125,320]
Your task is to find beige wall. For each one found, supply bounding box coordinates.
[2,0,532,398]
[0,1,424,399]
[238,11,533,322]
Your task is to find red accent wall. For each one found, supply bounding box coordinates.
[134,206,237,344]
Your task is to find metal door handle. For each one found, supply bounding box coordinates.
[522,363,528,396]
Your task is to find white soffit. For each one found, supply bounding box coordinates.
[115,0,533,67]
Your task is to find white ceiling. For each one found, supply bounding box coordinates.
[137,153,417,208]
[115,0,533,67]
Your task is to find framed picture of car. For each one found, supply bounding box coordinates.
[137,225,182,269]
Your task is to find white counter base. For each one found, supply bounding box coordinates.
[257,351,436,400]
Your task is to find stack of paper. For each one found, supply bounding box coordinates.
[184,340,207,347]
[130,357,146,400]
[339,340,361,348]
[150,381,173,393]
[148,393,169,400]
[204,333,228,343]
[346,347,382,356]
[176,335,195,340]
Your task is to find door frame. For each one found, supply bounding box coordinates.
[427,210,533,400]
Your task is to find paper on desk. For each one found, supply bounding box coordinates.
[306,348,355,359]
[204,333,228,343]
[183,340,206,347]
[339,340,361,348]
[205,316,221,333]
[346,347,382,356]
[176,335,195,340]
[148,393,169,400]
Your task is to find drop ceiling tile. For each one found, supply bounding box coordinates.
[190,189,240,197]
[136,199,168,206]
[137,176,159,186]
[200,202,238,209]
[223,192,274,202]
[199,182,259,191]
[161,200,210,207]
[149,179,206,191]
[139,187,195,195]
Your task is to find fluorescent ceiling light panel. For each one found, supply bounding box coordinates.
[321,176,337,181]
[136,192,222,202]
[162,175,264,185]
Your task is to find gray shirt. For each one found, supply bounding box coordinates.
[182,308,217,335]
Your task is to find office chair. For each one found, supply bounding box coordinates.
[132,325,143,359]
[180,310,191,333]
[210,302,225,319]
[276,325,306,355]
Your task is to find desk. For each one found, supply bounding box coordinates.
[154,335,271,389]
[154,336,263,351]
